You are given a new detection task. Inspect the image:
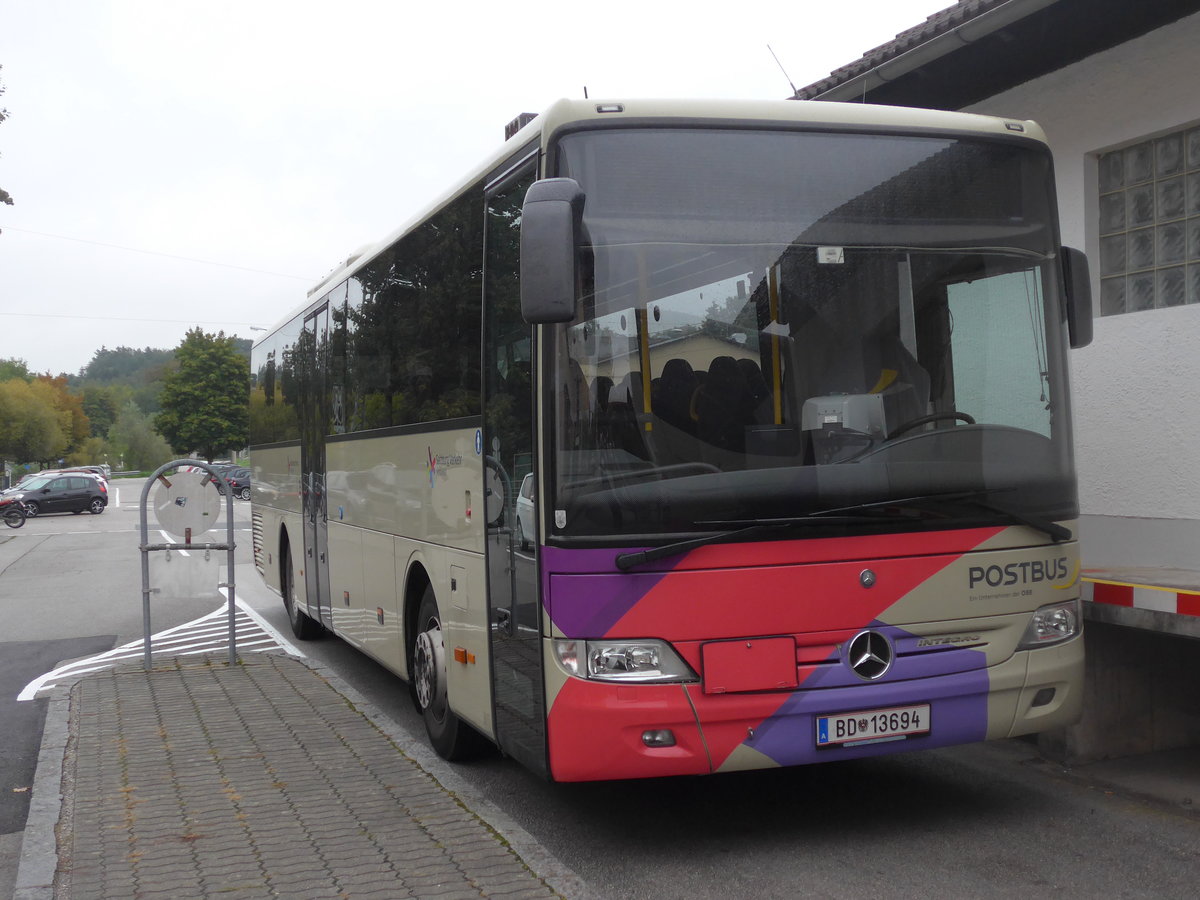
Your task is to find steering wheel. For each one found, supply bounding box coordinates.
[888,411,976,440]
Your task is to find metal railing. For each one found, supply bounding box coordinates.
[138,459,238,669]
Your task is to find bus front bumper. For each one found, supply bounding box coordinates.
[545,636,1083,782]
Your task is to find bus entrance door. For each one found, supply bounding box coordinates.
[300,304,332,628]
[482,161,546,776]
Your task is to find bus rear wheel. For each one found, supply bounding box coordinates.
[412,587,483,760]
[282,543,322,640]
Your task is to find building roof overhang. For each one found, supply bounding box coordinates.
[795,0,1200,109]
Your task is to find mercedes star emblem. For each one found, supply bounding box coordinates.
[846,629,893,680]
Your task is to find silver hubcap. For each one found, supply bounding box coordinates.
[414,622,447,715]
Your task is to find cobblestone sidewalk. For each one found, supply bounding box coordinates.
[47,655,566,899]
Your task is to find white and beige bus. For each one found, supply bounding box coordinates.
[250,98,1092,782]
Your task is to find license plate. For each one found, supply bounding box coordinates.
[816,703,930,747]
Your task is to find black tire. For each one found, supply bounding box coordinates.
[23,501,39,518]
[238,486,251,501]
[516,519,529,551]
[89,498,105,515]
[412,586,484,760]
[282,542,322,640]
[3,508,24,528]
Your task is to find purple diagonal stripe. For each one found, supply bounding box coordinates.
[540,546,674,638]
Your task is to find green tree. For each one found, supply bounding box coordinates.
[80,345,175,384]
[38,374,90,452]
[0,357,30,381]
[76,345,173,414]
[82,385,122,437]
[0,379,66,462]
[109,400,172,471]
[155,328,249,461]
[66,436,111,468]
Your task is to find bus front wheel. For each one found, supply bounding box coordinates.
[412,587,483,760]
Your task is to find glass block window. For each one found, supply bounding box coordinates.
[1097,126,1200,315]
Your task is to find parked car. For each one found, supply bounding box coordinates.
[64,465,110,482]
[2,473,108,516]
[15,468,108,489]
[515,472,535,551]
[214,465,252,501]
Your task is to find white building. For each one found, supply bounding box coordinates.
[796,0,1200,759]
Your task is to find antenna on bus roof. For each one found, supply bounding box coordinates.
[767,44,798,97]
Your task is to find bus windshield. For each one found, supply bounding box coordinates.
[548,127,1077,540]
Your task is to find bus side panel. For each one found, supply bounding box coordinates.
[250,442,302,594]
[252,507,296,596]
[327,522,365,647]
[360,528,401,665]
[396,540,494,739]
[324,427,485,553]
[251,443,302,518]
[319,426,494,737]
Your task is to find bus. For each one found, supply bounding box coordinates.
[249,98,1093,782]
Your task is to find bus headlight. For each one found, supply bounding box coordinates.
[553,639,697,683]
[1017,598,1082,649]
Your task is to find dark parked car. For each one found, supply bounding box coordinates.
[2,473,107,516]
[214,466,252,501]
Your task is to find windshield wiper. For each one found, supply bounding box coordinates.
[612,491,1072,571]
[613,512,914,571]
[961,497,1072,543]
[816,491,1072,543]
[614,524,779,571]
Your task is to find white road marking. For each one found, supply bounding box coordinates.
[17,595,301,701]
[160,528,189,556]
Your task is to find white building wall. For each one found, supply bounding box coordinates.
[963,12,1200,568]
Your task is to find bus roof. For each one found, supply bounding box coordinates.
[529,97,1046,144]
[288,97,1048,325]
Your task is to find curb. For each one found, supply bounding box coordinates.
[13,688,70,900]
[297,655,594,900]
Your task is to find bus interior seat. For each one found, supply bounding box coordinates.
[656,358,699,435]
[563,359,591,449]
[651,358,703,465]
[606,372,651,460]
[694,356,754,456]
[736,358,773,425]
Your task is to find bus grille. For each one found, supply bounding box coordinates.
[251,511,264,575]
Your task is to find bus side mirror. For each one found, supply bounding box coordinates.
[1062,246,1093,349]
[520,178,585,324]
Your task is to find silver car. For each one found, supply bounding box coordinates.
[515,473,535,551]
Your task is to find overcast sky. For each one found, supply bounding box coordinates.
[0,0,953,376]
